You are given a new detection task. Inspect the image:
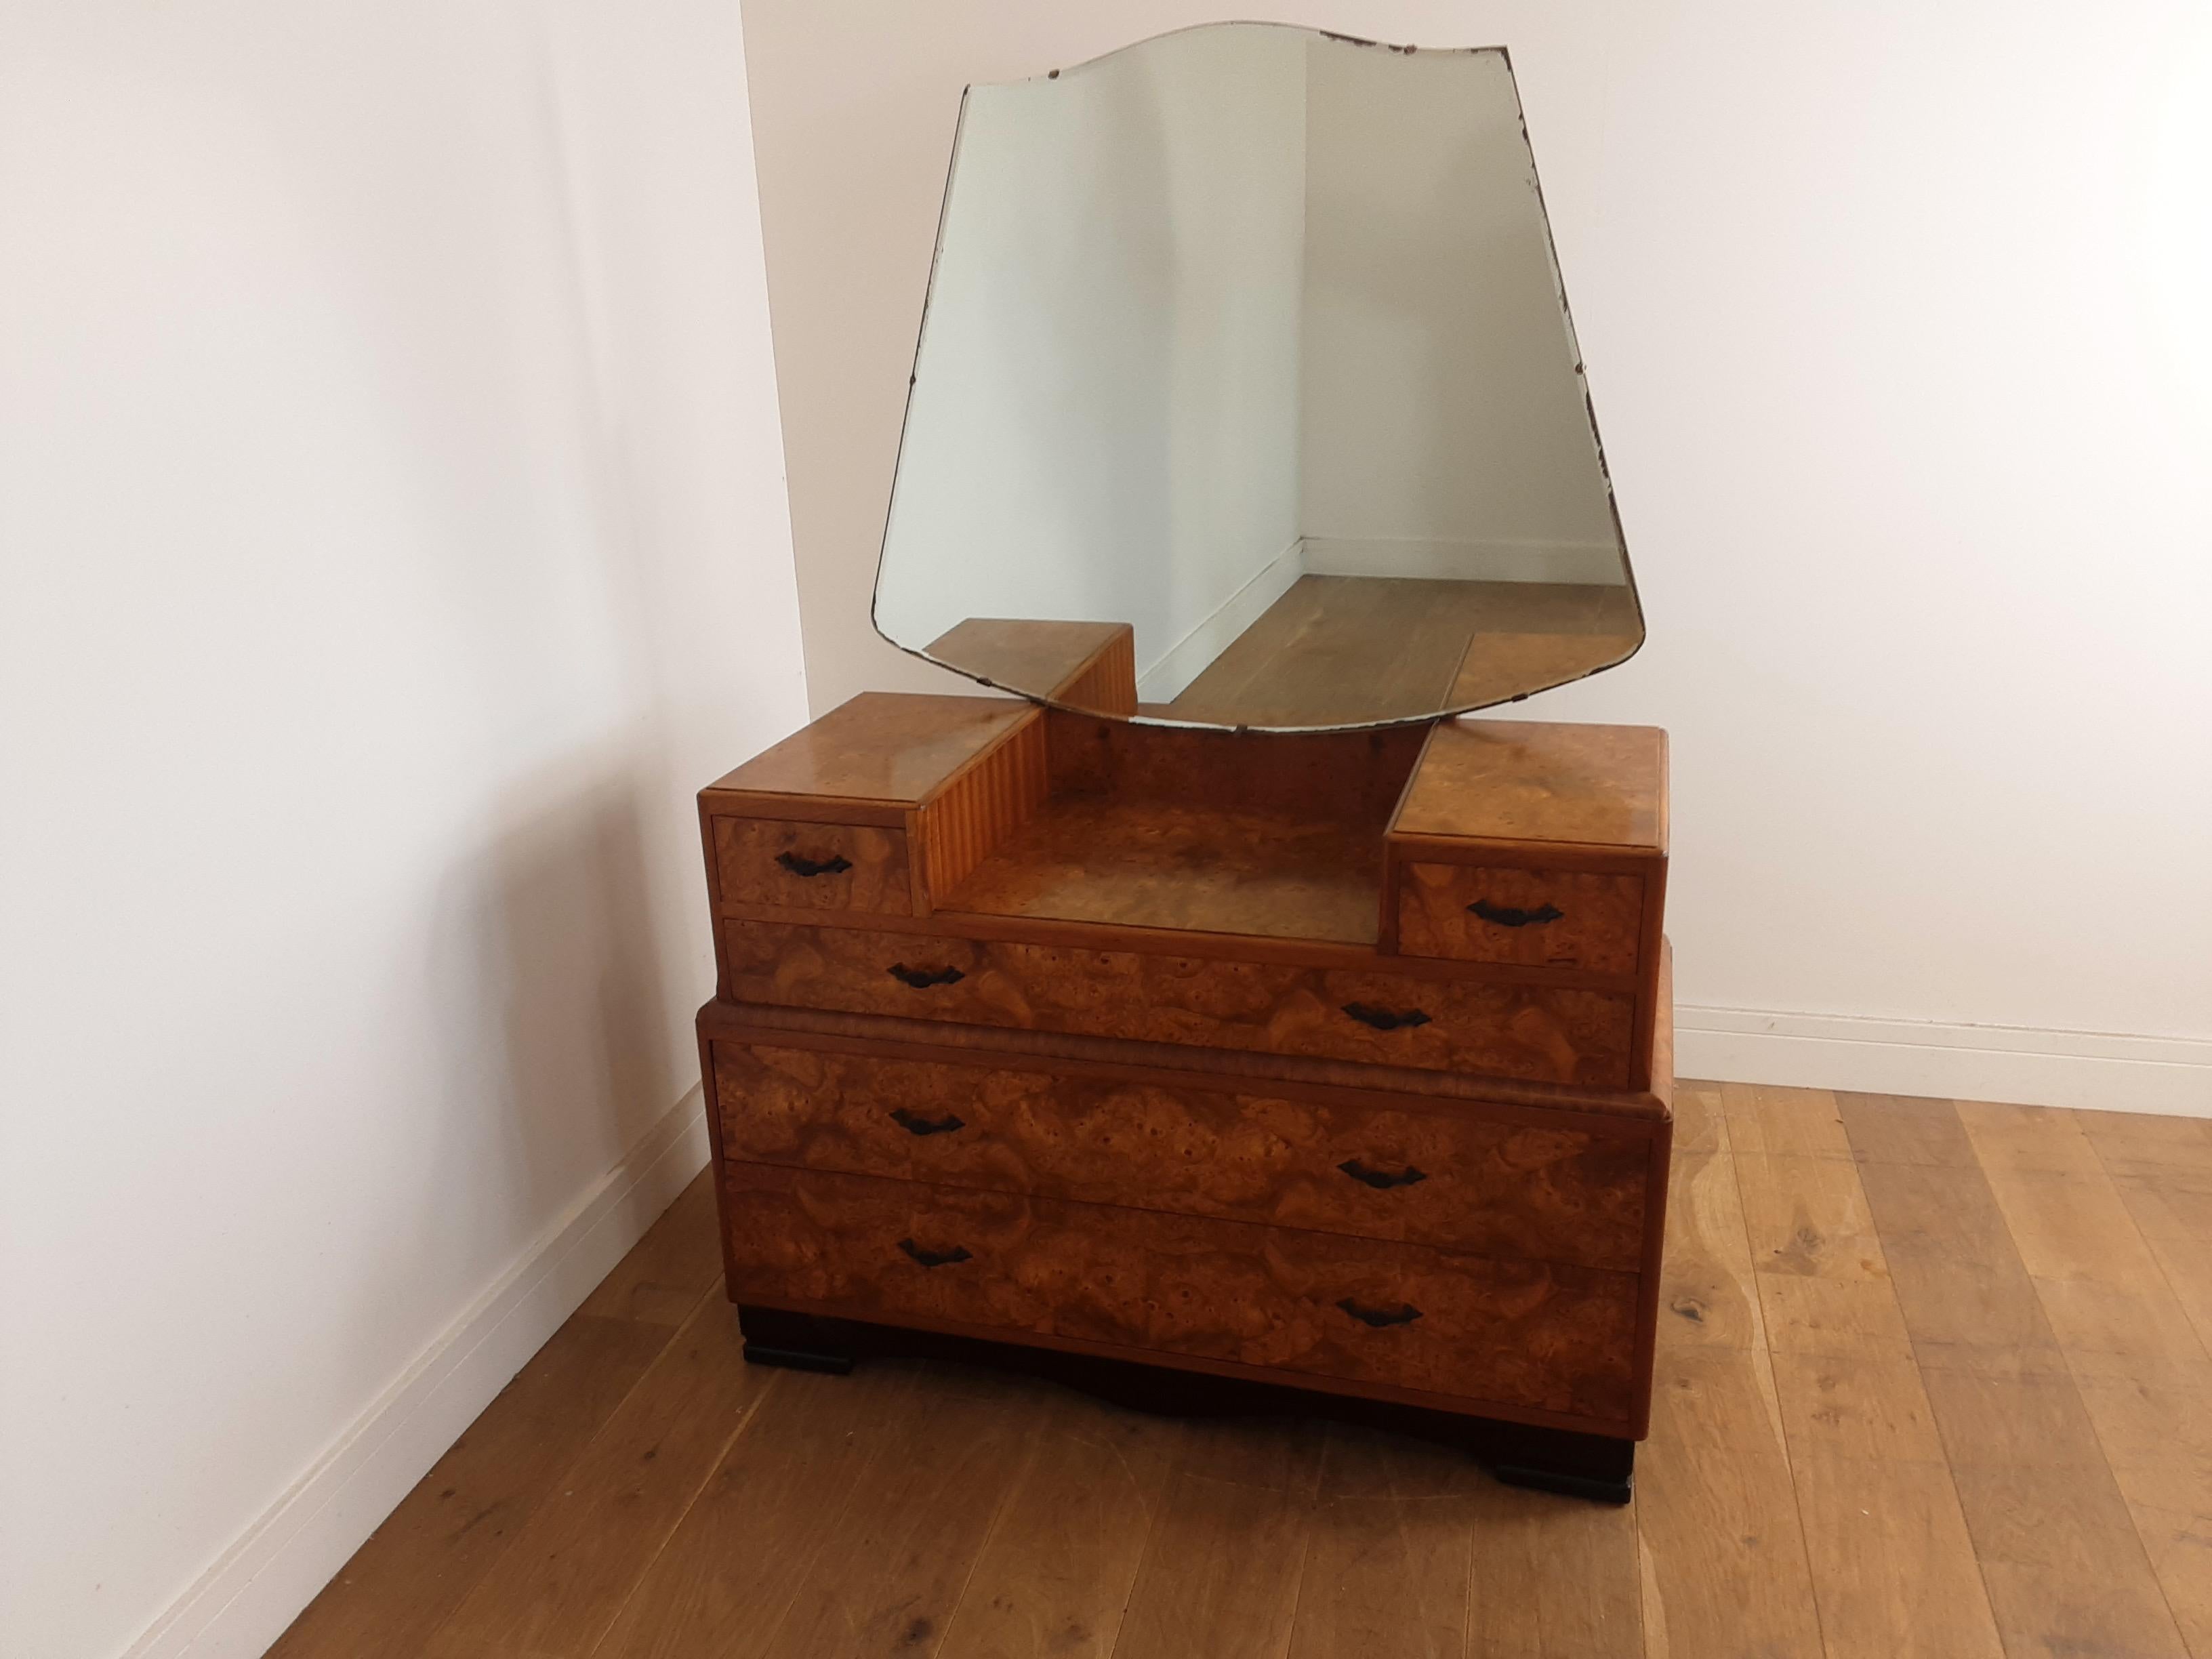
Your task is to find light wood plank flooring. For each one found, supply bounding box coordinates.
[1159,576,1639,728]
[268,1088,2212,1659]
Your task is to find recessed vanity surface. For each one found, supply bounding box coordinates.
[699,22,1673,1503]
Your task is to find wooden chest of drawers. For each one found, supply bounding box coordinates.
[697,691,1672,1498]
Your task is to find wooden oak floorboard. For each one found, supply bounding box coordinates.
[760,1364,1042,1659]
[1959,1103,2212,1657]
[1844,1096,2190,1659]
[1109,1419,1326,1659]
[1736,1150,1913,1363]
[589,1363,918,1659]
[1463,1471,1641,1658]
[427,1297,770,1659]
[1771,1353,2002,1659]
[1283,1426,1472,1659]
[1671,1080,1729,1156]
[1632,1122,1822,1657]
[1635,1345,1823,1658]
[575,1171,725,1327]
[1654,1149,1765,1350]
[1831,1091,1980,1170]
[934,1389,1183,1659]
[1720,1083,1852,1160]
[266,1313,678,1659]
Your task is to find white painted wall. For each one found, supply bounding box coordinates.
[874,24,1307,696]
[741,0,2212,1114]
[1299,40,1618,574]
[0,4,807,1656]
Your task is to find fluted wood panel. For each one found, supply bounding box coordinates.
[915,714,1048,905]
[1053,626,1137,716]
[722,1161,1641,1425]
[712,1040,1652,1270]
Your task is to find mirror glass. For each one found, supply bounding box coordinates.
[873,24,1639,731]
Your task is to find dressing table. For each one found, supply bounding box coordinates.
[696,25,1671,1501]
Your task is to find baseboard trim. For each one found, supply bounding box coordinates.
[121,1088,714,1659]
[1301,535,1623,586]
[1678,1005,2212,1118]
[1136,537,1305,703]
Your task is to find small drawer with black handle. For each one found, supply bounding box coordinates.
[713,817,912,916]
[1396,863,1644,975]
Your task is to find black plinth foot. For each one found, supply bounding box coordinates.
[729,1302,1635,1502]
[1490,1430,1635,1505]
[737,1305,855,1375]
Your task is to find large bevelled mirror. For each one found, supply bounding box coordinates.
[873,24,1640,731]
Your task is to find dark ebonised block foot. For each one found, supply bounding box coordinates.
[1489,1428,1635,1504]
[730,1303,1635,1502]
[736,1304,855,1375]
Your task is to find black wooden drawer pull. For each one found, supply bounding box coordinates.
[890,1107,965,1136]
[776,850,852,878]
[1469,898,1564,927]
[1337,1298,1423,1328]
[1340,1002,1431,1031]
[888,963,965,989]
[898,1238,972,1269]
[1338,1159,1428,1190]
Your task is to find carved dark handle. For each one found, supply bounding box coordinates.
[1469,898,1564,928]
[776,850,853,878]
[897,1237,972,1269]
[888,963,966,989]
[1337,1297,1423,1328]
[890,1107,965,1137]
[1338,1159,1428,1191]
[1340,1002,1431,1031]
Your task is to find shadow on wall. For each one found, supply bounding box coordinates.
[400,753,689,1348]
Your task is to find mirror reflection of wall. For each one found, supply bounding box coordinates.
[873,25,1639,731]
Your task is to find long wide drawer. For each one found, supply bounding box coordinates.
[712,1040,1651,1271]
[718,922,1634,1088]
[722,1162,1639,1426]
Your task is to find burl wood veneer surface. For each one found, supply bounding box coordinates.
[1395,718,1667,851]
[712,1040,1651,1270]
[722,1162,1640,1425]
[1397,863,1645,974]
[940,795,1385,944]
[703,691,1031,808]
[274,1088,2212,1659]
[712,817,912,914]
[721,920,1636,1088]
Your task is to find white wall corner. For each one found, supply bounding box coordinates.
[1677,1006,2212,1118]
[1136,537,1307,703]
[120,1089,714,1659]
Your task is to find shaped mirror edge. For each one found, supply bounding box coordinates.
[868,22,1643,733]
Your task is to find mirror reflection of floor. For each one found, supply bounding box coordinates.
[1153,575,1639,728]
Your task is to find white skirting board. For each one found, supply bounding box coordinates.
[1676,1005,2212,1118]
[121,1088,714,1659]
[1300,535,1624,586]
[1135,537,1305,703]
